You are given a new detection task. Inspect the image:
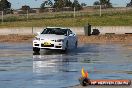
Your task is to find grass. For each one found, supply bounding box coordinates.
[0,10,132,28]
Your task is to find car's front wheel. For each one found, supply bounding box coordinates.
[33,47,40,53]
[75,41,78,48]
[62,41,68,52]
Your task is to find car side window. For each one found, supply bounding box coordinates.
[67,29,73,36]
[41,29,46,34]
[62,29,68,36]
[69,30,73,34]
[63,29,67,36]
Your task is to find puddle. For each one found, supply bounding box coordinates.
[0,43,132,88]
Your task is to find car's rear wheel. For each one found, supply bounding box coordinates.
[33,47,40,53]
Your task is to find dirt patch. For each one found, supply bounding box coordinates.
[0,34,131,44]
[78,34,132,44]
[0,35,34,42]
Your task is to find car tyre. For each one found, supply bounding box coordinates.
[75,41,78,48]
[62,41,68,52]
[33,47,40,53]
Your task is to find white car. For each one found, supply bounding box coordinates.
[33,27,78,53]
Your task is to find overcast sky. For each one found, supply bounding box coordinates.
[10,0,130,9]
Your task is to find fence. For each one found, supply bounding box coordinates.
[0,7,132,23]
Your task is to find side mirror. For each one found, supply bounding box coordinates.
[37,32,40,35]
[69,34,74,36]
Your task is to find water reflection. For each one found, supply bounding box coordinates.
[31,44,132,87]
[33,50,79,74]
[33,54,63,74]
[0,43,132,88]
[32,51,79,87]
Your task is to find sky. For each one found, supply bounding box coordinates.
[10,0,131,9]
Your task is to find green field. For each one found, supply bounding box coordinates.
[0,9,132,27]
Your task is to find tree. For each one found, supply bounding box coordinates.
[54,0,73,11]
[53,0,82,11]
[64,0,72,7]
[106,0,112,7]
[93,0,112,8]
[0,0,11,11]
[100,0,107,5]
[53,0,65,10]
[40,0,53,9]
[21,5,30,11]
[126,0,132,7]
[72,0,82,11]
[81,3,87,7]
[93,1,100,5]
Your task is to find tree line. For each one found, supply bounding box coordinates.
[0,0,11,11]
[93,0,112,8]
[41,0,82,11]
[40,0,113,10]
[127,0,132,7]
[1,0,132,12]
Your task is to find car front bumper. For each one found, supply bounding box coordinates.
[33,40,64,50]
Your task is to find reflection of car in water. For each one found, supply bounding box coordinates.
[33,55,60,74]
[33,54,70,74]
[33,27,78,53]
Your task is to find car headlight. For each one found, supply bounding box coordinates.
[34,37,40,40]
[55,39,64,42]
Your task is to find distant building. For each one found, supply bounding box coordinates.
[21,5,30,11]
[45,8,55,12]
[62,7,72,11]
[13,9,22,14]
[31,8,40,13]
[13,5,40,14]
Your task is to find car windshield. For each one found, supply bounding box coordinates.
[41,28,67,35]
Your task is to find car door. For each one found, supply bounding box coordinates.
[67,29,76,48]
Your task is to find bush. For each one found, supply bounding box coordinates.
[4,16,18,22]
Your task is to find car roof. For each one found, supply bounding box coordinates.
[46,27,69,29]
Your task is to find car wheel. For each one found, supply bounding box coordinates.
[75,41,78,48]
[33,47,40,53]
[62,41,68,52]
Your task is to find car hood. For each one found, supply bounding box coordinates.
[37,34,66,40]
